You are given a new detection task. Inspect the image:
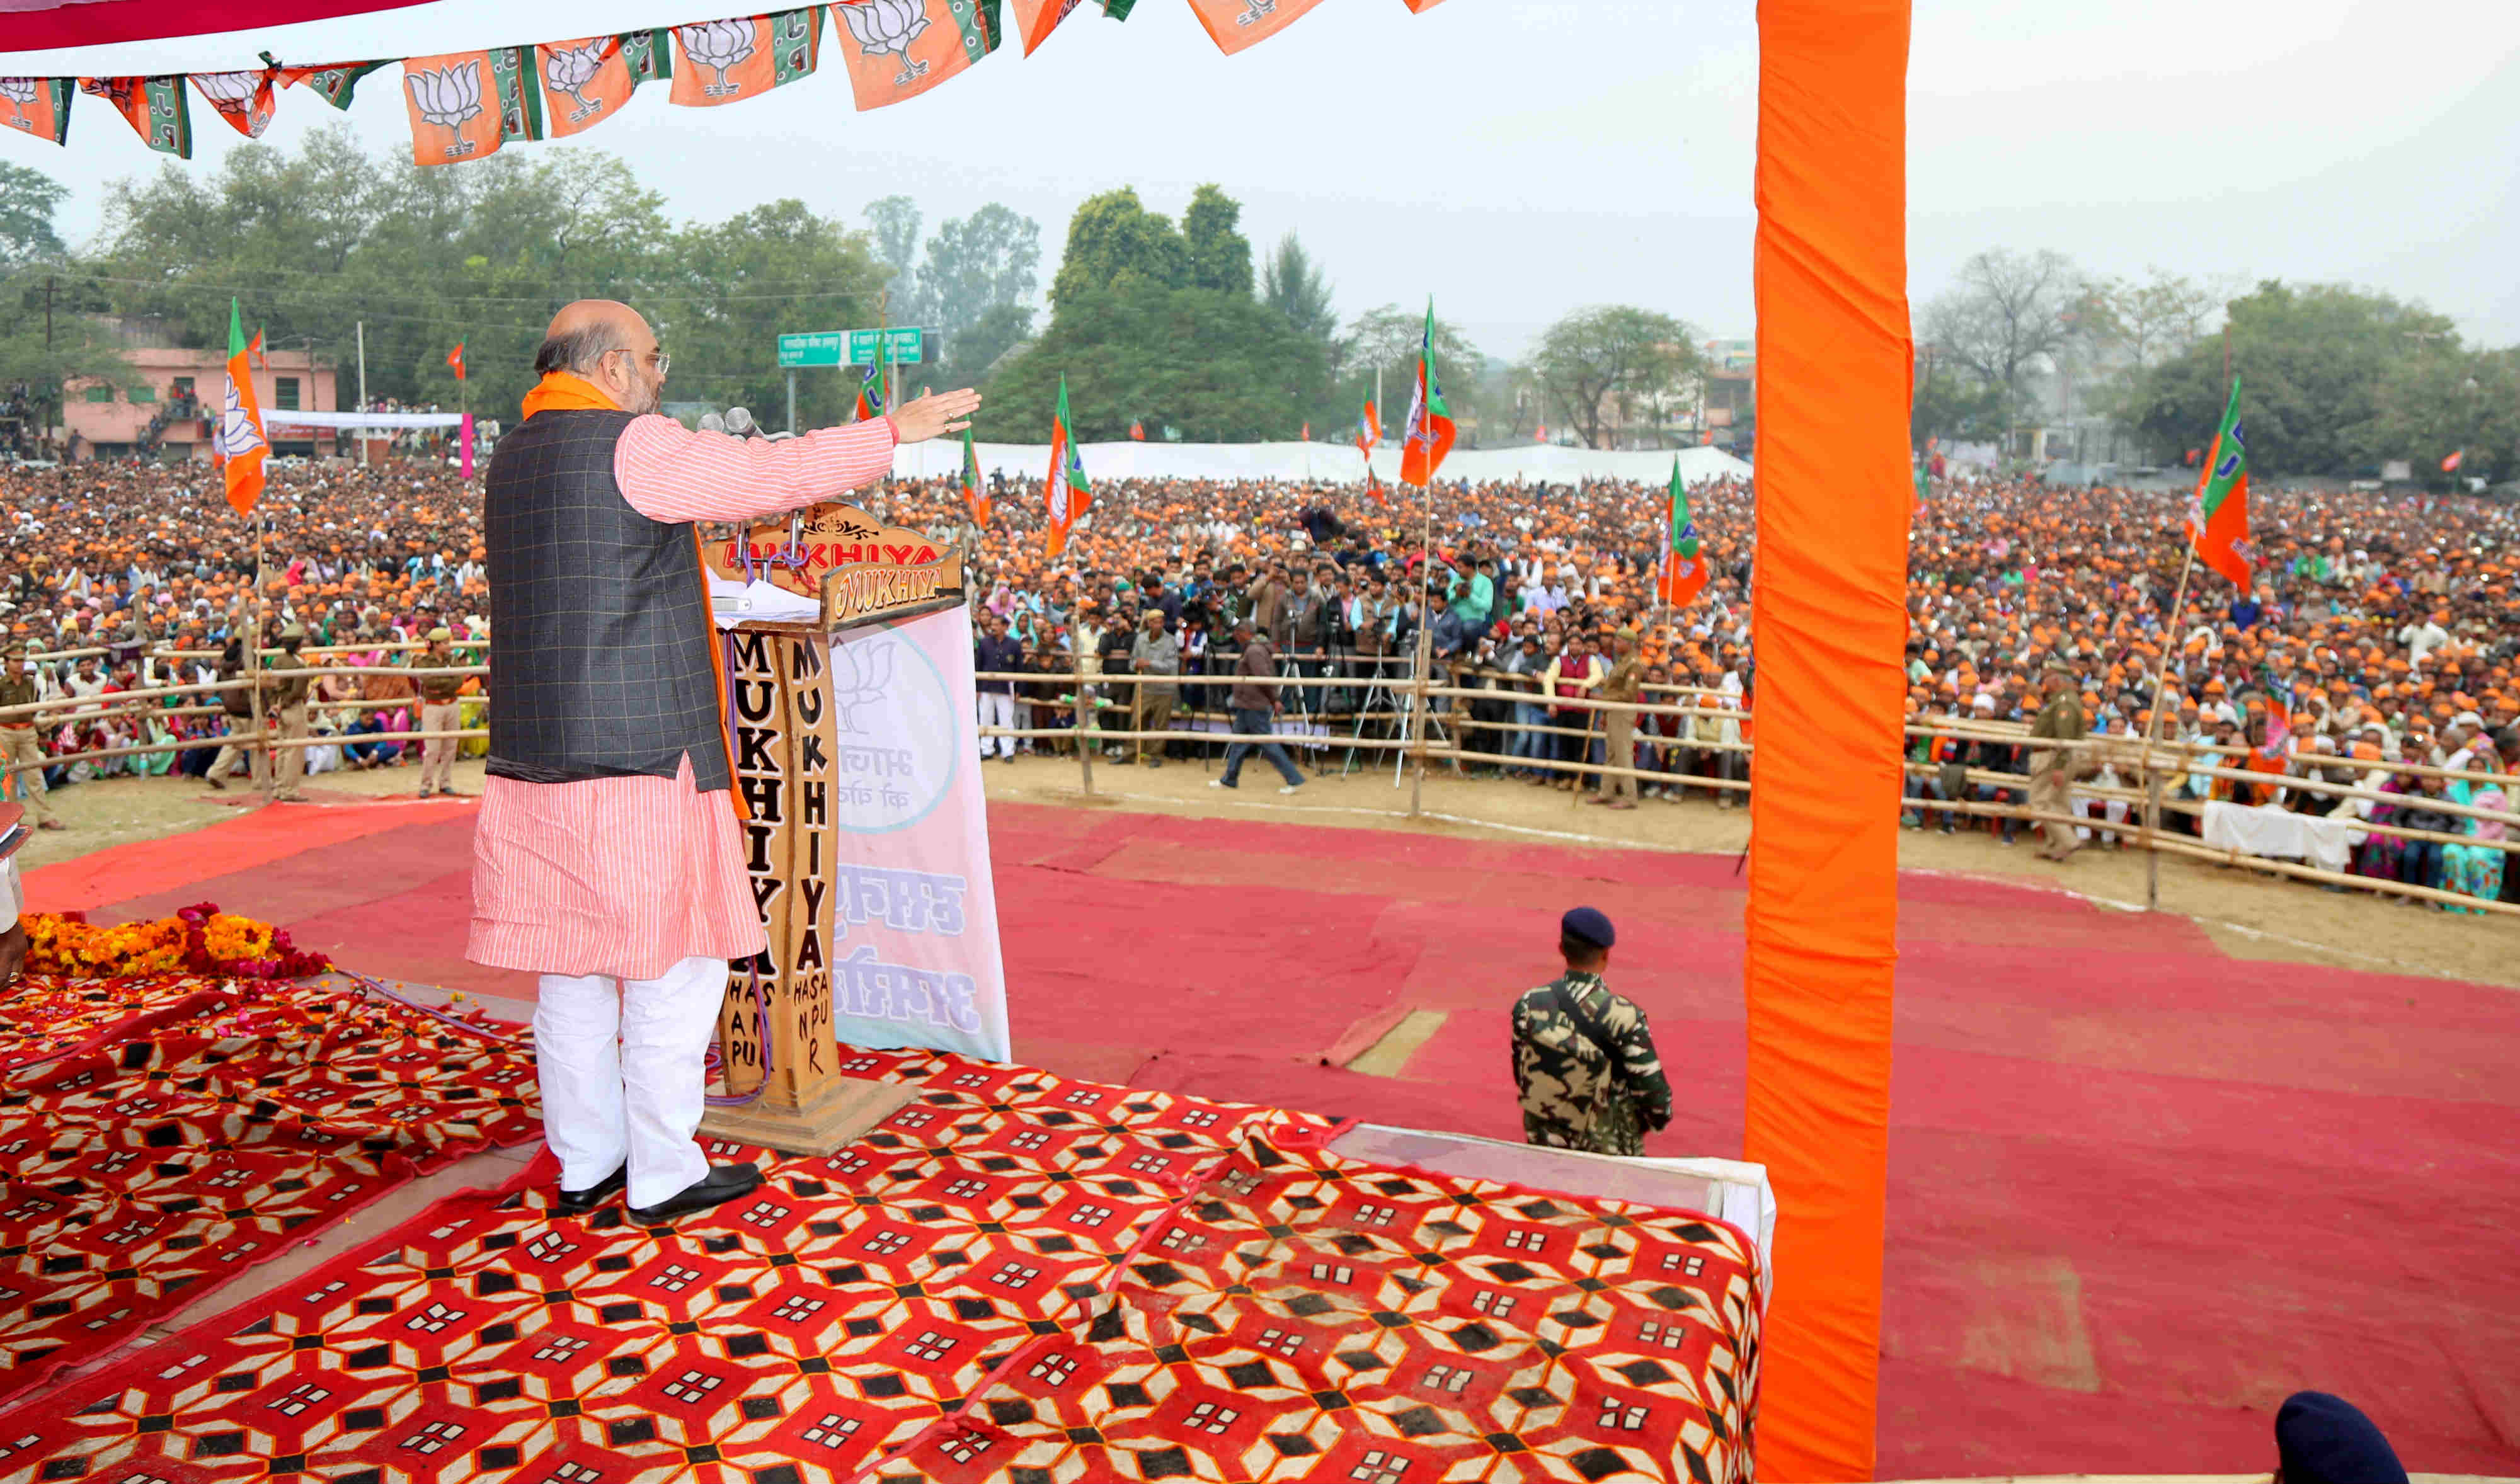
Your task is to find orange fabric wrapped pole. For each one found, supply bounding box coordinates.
[1744,0,1913,1478]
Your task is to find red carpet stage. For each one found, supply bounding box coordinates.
[0,1051,1764,1484]
[22,801,2520,1476]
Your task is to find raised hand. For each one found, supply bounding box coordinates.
[888,386,983,443]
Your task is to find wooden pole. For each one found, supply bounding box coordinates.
[249,518,268,802]
[1406,478,1436,817]
[2140,544,2197,911]
[1072,635,1095,797]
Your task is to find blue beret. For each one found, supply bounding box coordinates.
[2276,1392,2406,1484]
[1561,906,1615,949]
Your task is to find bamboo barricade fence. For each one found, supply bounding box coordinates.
[3,646,2508,913]
[968,665,2520,914]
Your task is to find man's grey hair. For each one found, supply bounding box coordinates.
[534,322,622,376]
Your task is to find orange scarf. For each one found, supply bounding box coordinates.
[520,371,619,420]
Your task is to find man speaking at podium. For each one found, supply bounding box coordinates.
[469,300,978,1224]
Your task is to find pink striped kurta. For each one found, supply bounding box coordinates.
[467,412,897,981]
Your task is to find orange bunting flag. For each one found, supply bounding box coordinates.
[219,299,270,518]
[1400,0,1450,10]
[671,11,823,107]
[277,61,387,111]
[191,69,278,137]
[78,77,190,156]
[536,37,639,137]
[0,78,74,146]
[832,0,1000,110]
[1009,0,1131,57]
[1184,0,1327,54]
[402,49,541,166]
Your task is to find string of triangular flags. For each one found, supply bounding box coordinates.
[0,0,1452,166]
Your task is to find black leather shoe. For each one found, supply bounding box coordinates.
[627,1163,762,1224]
[556,1163,627,1214]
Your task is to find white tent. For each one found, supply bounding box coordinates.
[891,440,1751,487]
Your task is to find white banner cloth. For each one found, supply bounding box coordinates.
[893,440,1753,488]
[2202,800,2354,874]
[820,605,1012,1062]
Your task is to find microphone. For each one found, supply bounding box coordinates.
[725,406,758,438]
[698,412,726,433]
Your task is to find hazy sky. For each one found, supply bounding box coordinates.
[6,0,2516,362]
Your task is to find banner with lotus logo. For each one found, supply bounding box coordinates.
[76,76,190,157]
[671,9,823,108]
[0,78,72,147]
[190,69,277,139]
[401,47,542,166]
[833,0,1001,109]
[537,37,635,138]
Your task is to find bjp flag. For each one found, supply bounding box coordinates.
[537,36,637,137]
[832,0,999,110]
[1044,376,1091,559]
[402,48,541,166]
[1184,0,1327,54]
[77,76,190,156]
[672,10,823,108]
[192,68,277,138]
[1401,0,1449,9]
[617,29,675,84]
[278,60,386,111]
[0,78,73,146]
[219,299,270,518]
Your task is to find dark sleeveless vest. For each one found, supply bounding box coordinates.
[483,407,731,791]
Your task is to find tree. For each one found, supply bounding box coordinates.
[2351,345,2519,487]
[917,203,1041,337]
[2126,280,2458,475]
[2082,268,2223,374]
[0,162,69,265]
[1261,234,1337,341]
[976,285,1328,444]
[1048,187,1187,304]
[1525,305,1701,449]
[864,194,923,321]
[934,300,1034,391]
[1180,184,1253,297]
[1920,248,2082,438]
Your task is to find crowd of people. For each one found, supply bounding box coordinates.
[4,449,2512,908]
[0,460,489,811]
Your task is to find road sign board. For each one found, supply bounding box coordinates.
[777,331,845,367]
[847,326,924,365]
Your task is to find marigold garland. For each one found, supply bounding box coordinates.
[23,901,331,980]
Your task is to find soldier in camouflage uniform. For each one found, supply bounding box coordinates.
[1511,906,1672,1156]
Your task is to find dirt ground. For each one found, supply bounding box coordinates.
[16,748,2518,990]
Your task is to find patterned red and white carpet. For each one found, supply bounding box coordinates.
[0,1040,1763,1483]
[0,971,540,1407]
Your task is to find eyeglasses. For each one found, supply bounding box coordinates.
[609,346,670,379]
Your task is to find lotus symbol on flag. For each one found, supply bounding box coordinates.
[0,77,34,132]
[1236,0,1278,26]
[216,379,266,464]
[406,61,483,155]
[543,42,609,122]
[678,20,757,96]
[839,0,934,88]
[194,71,270,135]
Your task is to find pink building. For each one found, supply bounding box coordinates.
[62,345,337,463]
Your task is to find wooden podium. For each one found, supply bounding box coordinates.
[695,503,967,1155]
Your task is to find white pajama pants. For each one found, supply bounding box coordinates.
[976,691,1016,758]
[533,954,724,1208]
